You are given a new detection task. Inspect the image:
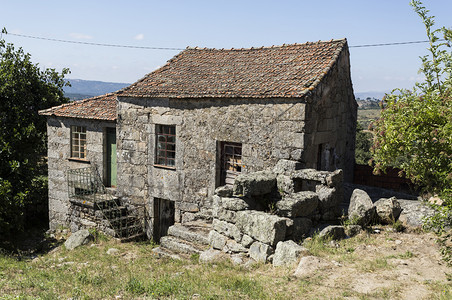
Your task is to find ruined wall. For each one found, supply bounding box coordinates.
[46,117,115,230]
[116,97,307,230]
[303,47,357,182]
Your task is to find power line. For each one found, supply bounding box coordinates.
[6,32,184,50]
[5,32,446,50]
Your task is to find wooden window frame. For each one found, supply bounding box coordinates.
[155,124,176,168]
[220,142,242,186]
[70,126,87,159]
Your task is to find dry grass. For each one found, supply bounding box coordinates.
[0,228,451,299]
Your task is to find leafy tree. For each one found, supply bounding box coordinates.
[0,29,69,237]
[371,1,451,264]
[371,1,451,195]
[355,122,373,165]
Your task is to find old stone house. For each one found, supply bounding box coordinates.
[39,39,357,241]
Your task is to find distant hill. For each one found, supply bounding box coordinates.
[63,79,130,100]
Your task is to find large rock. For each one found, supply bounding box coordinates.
[272,159,303,174]
[212,219,242,242]
[276,191,318,217]
[293,256,332,278]
[286,217,312,241]
[318,225,346,240]
[233,171,277,197]
[208,230,227,250]
[348,189,376,226]
[326,169,343,188]
[236,210,287,246]
[249,241,274,263]
[272,240,308,267]
[316,186,342,212]
[220,197,250,211]
[215,185,233,197]
[64,229,93,250]
[374,197,402,224]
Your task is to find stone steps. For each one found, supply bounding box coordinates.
[154,221,212,258]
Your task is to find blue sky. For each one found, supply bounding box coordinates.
[2,0,451,93]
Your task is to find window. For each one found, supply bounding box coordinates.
[220,142,242,186]
[71,126,87,159]
[155,125,176,167]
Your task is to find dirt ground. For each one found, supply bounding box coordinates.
[290,228,451,299]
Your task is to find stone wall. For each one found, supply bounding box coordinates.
[302,46,357,182]
[208,163,344,262]
[46,116,115,230]
[116,96,309,235]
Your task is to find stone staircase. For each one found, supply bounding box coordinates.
[96,197,146,242]
[152,221,212,259]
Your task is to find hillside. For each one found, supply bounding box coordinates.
[63,79,130,100]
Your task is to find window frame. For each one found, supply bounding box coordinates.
[70,125,87,160]
[155,124,176,168]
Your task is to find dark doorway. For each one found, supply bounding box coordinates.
[220,142,242,186]
[153,198,175,242]
[106,127,117,187]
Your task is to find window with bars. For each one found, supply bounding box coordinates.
[155,125,176,167]
[71,126,87,159]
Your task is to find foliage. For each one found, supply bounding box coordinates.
[371,1,452,196]
[0,29,69,237]
[355,122,373,165]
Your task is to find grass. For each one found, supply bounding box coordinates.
[1,228,451,299]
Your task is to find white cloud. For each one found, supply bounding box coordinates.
[134,33,145,41]
[70,33,93,40]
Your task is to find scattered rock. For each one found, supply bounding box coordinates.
[106,248,120,255]
[398,200,436,229]
[348,189,376,226]
[289,217,312,241]
[293,256,332,278]
[64,229,93,250]
[220,197,250,211]
[374,197,402,224]
[208,230,227,250]
[199,249,226,263]
[272,159,303,174]
[273,240,308,267]
[249,241,274,263]
[318,225,346,240]
[345,225,362,237]
[215,185,233,197]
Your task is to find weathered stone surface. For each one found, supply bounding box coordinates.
[291,169,328,185]
[240,234,254,248]
[249,241,274,263]
[199,249,226,263]
[348,189,376,226]
[217,209,237,223]
[276,174,296,194]
[398,199,436,229]
[233,171,277,196]
[276,191,319,217]
[208,230,227,250]
[272,159,303,174]
[290,218,312,241]
[64,229,93,250]
[326,169,343,188]
[272,240,308,267]
[318,225,346,240]
[293,256,332,278]
[215,185,233,197]
[221,197,250,211]
[224,239,247,253]
[212,219,242,242]
[236,210,287,246]
[345,225,362,237]
[316,185,341,211]
[374,197,402,224]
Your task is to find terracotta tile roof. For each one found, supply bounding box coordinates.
[118,39,347,99]
[38,93,117,121]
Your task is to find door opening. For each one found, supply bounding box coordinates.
[106,127,117,187]
[153,198,175,242]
